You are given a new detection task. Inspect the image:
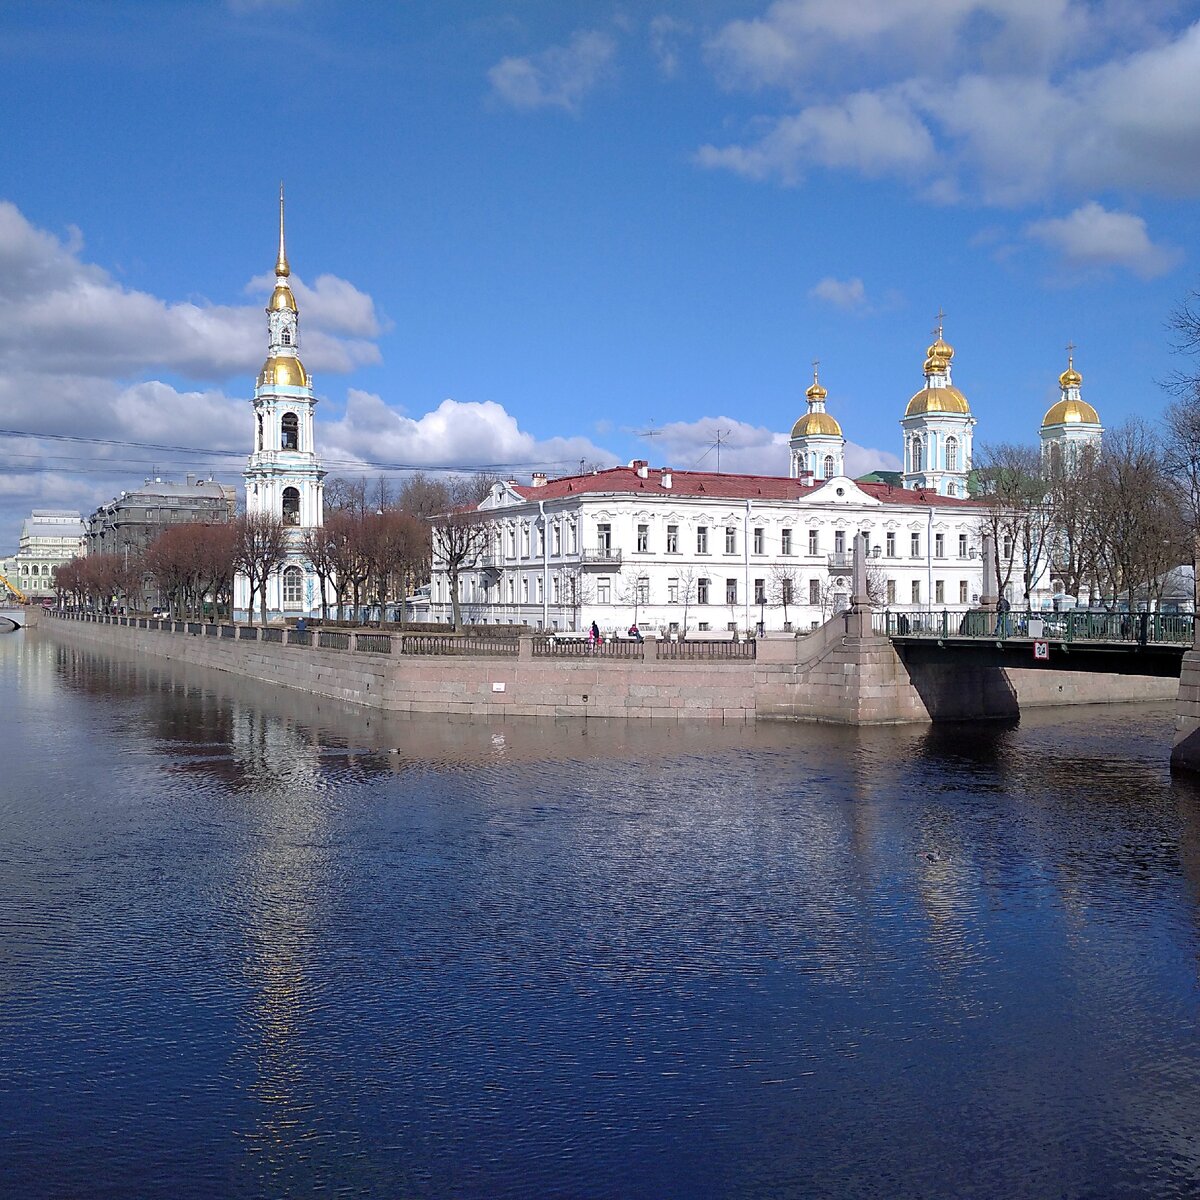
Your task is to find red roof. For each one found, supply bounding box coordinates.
[510,465,984,507]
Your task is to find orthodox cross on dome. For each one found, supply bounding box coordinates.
[932,306,946,339]
[1066,339,1076,364]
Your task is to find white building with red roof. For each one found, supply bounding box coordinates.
[429,461,989,636]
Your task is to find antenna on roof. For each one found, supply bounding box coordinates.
[634,422,661,440]
[692,428,731,473]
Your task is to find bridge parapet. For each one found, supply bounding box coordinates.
[876,607,1194,648]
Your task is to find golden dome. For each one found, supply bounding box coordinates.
[923,353,948,376]
[791,411,842,438]
[805,379,828,403]
[1059,363,1082,389]
[905,386,970,417]
[926,335,954,363]
[1042,398,1100,427]
[269,283,297,312]
[257,355,308,389]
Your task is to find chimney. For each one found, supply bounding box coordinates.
[530,472,547,487]
[660,468,672,489]
[631,459,649,479]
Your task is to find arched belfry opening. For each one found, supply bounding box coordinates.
[281,412,299,451]
[282,486,300,526]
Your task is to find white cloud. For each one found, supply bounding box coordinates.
[319,393,619,475]
[642,415,899,478]
[487,30,617,113]
[1023,202,1181,280]
[698,5,1200,207]
[809,276,868,311]
[696,90,936,184]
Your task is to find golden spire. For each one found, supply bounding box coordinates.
[275,181,290,278]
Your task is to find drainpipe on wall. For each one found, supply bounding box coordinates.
[744,499,752,634]
[538,500,549,632]
[927,503,934,613]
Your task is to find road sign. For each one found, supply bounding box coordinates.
[1033,640,1050,661]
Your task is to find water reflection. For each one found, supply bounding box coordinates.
[4,629,1200,1197]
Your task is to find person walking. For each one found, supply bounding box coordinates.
[589,620,601,652]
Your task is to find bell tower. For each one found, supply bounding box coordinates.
[237,186,327,618]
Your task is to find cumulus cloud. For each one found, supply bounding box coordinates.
[320,393,619,475]
[641,415,899,478]
[696,90,936,185]
[697,4,1200,208]
[487,30,617,113]
[1023,202,1181,280]
[809,276,868,311]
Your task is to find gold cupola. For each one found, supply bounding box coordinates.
[1043,350,1099,427]
[906,314,969,416]
[790,365,843,437]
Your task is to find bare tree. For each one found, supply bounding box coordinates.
[676,567,698,639]
[235,511,288,625]
[974,442,1054,603]
[429,476,491,631]
[769,564,797,629]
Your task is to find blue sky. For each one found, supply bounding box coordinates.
[2,0,1200,547]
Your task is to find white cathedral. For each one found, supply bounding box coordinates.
[233,189,329,619]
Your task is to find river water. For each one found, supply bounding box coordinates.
[3,630,1200,1199]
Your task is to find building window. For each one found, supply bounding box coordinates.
[886,532,896,557]
[568,522,578,554]
[959,580,969,603]
[282,487,300,526]
[1002,536,1013,561]
[912,436,924,473]
[958,533,968,557]
[887,578,896,605]
[808,578,820,605]
[522,524,531,558]
[781,578,793,605]
[668,577,679,603]
[823,454,835,479]
[725,526,736,554]
[552,522,561,556]
[834,530,846,555]
[935,533,945,558]
[636,576,649,604]
[697,526,709,554]
[666,524,679,553]
[535,524,544,557]
[697,577,710,604]
[281,412,299,451]
[596,523,612,553]
[911,580,921,604]
[637,524,649,553]
[535,576,543,603]
[754,578,765,604]
[597,577,611,604]
[935,580,945,603]
[910,532,921,558]
[781,528,793,555]
[753,527,764,554]
[807,529,818,555]
[726,578,737,604]
[507,578,514,603]
[282,565,304,608]
[521,577,529,603]
[946,437,959,471]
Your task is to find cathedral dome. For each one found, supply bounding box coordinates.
[1042,397,1100,427]
[1058,363,1082,389]
[926,335,954,364]
[269,284,297,313]
[791,411,842,438]
[258,355,308,389]
[905,386,971,417]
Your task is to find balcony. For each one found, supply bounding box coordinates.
[581,546,622,567]
[478,552,503,571]
[826,553,853,570]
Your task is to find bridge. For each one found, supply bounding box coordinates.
[0,606,29,632]
[874,607,1192,679]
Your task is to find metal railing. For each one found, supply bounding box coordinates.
[656,638,757,660]
[876,607,1196,646]
[533,637,645,658]
[355,632,393,654]
[400,633,518,657]
[318,630,351,650]
[580,546,622,566]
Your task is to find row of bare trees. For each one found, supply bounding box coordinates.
[974,420,1192,610]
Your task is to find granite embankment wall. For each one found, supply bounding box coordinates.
[39,611,1175,725]
[1173,649,1200,770]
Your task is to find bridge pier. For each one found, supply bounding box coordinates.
[1172,651,1200,772]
